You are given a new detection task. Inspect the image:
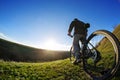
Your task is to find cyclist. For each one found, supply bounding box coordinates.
[68,18,90,65]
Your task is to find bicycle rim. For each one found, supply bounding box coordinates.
[84,30,120,80]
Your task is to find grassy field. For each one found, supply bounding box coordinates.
[0,59,93,80]
[0,59,120,80]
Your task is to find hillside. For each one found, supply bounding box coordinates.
[0,38,69,62]
[113,24,120,41]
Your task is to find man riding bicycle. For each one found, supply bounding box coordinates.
[68,18,90,65]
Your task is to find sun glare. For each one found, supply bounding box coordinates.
[43,39,60,50]
[41,38,70,51]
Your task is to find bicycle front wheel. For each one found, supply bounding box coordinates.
[69,46,76,63]
[84,30,120,80]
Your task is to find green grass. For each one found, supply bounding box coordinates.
[1,59,120,80]
[0,59,92,80]
[113,24,120,41]
[1,58,120,80]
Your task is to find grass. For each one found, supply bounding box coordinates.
[0,59,92,80]
[1,59,120,80]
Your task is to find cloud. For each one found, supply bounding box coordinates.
[0,32,9,40]
[0,32,19,43]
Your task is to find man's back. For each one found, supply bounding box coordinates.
[68,19,87,35]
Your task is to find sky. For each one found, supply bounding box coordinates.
[0,0,120,51]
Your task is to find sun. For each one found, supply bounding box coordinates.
[41,38,70,51]
[43,39,60,50]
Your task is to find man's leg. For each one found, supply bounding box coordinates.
[72,34,81,64]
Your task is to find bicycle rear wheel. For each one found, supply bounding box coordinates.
[84,30,120,80]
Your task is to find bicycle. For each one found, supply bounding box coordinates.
[69,30,120,80]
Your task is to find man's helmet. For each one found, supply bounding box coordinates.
[74,18,78,21]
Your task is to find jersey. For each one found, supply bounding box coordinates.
[68,20,88,35]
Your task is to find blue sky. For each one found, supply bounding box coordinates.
[0,0,120,50]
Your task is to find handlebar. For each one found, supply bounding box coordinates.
[68,34,73,38]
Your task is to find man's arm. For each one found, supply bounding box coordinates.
[68,21,74,36]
